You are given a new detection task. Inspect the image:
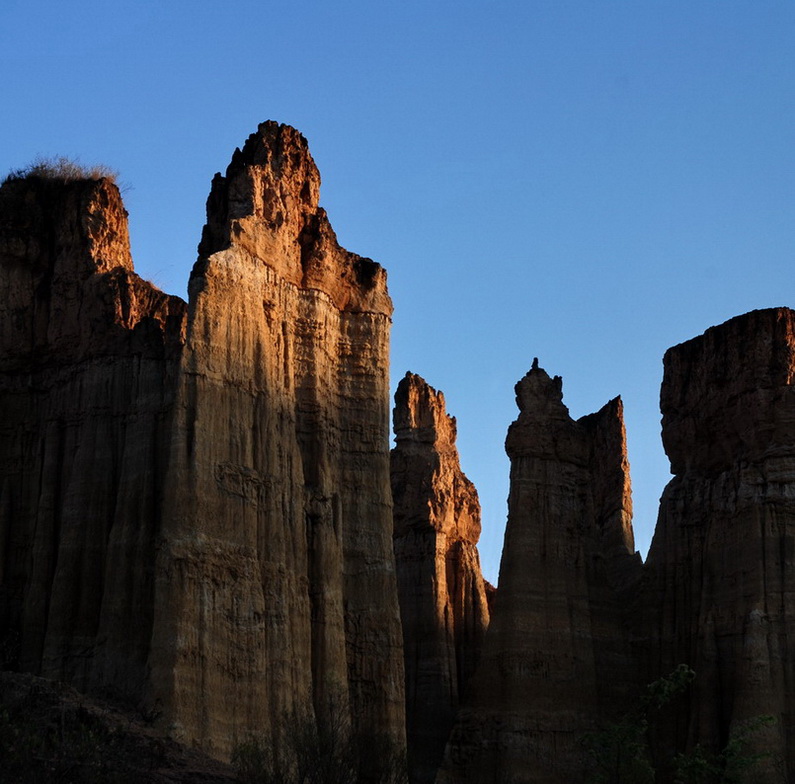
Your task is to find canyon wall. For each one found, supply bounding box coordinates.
[149,122,405,764]
[644,307,795,782]
[4,129,795,784]
[437,362,642,784]
[391,372,491,784]
[0,174,186,701]
[0,123,406,776]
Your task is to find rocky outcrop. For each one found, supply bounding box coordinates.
[437,362,641,784]
[149,122,404,767]
[0,173,186,702]
[644,307,795,781]
[0,123,406,777]
[391,372,491,784]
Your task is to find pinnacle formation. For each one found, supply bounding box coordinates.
[0,123,405,779]
[3,126,795,784]
[391,372,491,784]
[437,364,642,784]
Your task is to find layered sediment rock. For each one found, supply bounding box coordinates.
[644,308,795,781]
[438,362,641,784]
[0,123,406,774]
[150,122,404,764]
[0,174,186,700]
[391,372,491,784]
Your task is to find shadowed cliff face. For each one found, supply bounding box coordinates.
[0,175,187,701]
[0,124,406,778]
[437,364,641,784]
[645,307,795,782]
[391,372,491,784]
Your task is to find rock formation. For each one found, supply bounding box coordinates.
[150,122,404,766]
[0,123,406,777]
[0,172,186,701]
[391,372,491,784]
[437,362,642,784]
[644,307,795,782]
[5,128,795,784]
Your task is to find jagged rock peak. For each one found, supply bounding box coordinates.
[438,364,640,784]
[230,121,321,195]
[392,371,480,542]
[393,371,458,447]
[196,121,390,314]
[513,362,567,418]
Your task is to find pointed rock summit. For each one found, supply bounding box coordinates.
[197,121,390,314]
[438,363,641,784]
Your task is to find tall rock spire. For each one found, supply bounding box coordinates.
[391,372,491,784]
[149,122,403,772]
[0,125,405,780]
[438,363,641,784]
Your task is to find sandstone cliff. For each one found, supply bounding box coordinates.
[644,307,795,781]
[0,173,186,701]
[391,372,491,784]
[0,124,406,778]
[437,362,641,784]
[149,122,405,767]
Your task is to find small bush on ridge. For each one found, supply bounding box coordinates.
[3,155,118,185]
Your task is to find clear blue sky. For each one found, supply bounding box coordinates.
[2,1,793,582]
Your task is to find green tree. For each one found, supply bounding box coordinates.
[672,715,776,784]
[582,665,696,784]
[582,667,777,784]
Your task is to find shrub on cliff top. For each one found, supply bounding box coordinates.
[3,155,118,184]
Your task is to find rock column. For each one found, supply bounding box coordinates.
[391,372,491,784]
[438,362,641,784]
[644,308,795,781]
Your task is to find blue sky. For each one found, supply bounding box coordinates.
[2,1,793,582]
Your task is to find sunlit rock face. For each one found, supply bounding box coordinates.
[644,307,795,782]
[391,372,491,784]
[437,363,641,784]
[151,122,404,767]
[0,174,186,701]
[0,123,406,776]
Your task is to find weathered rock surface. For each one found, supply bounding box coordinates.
[0,123,406,777]
[644,307,795,782]
[0,174,186,703]
[150,122,405,767]
[391,372,491,784]
[437,362,641,784]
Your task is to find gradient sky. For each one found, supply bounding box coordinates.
[2,1,793,582]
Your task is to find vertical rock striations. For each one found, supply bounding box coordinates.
[391,372,491,784]
[438,362,641,784]
[644,307,795,781]
[0,123,406,777]
[0,173,186,701]
[148,122,405,767]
